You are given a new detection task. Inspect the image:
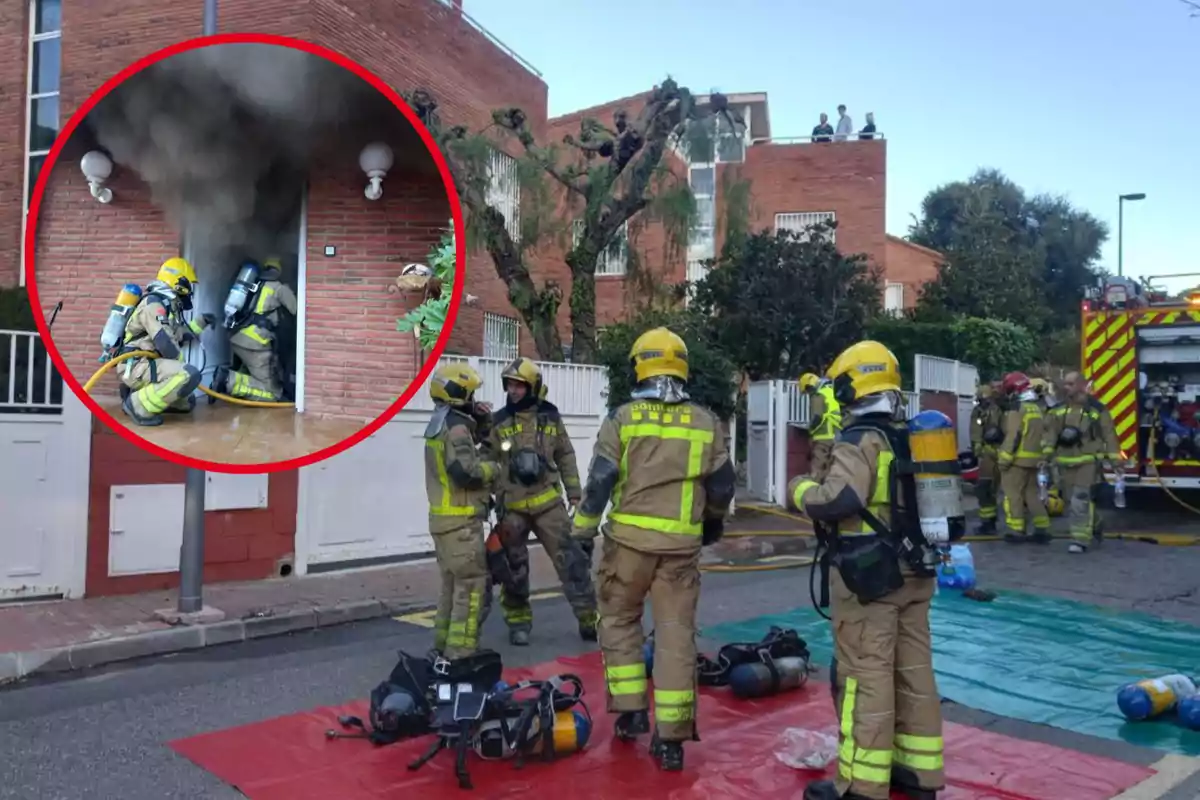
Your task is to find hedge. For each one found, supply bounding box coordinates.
[867,315,1037,385]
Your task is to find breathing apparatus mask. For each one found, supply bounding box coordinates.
[1018,389,1037,403]
[631,375,690,404]
[846,390,905,422]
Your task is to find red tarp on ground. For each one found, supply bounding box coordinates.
[170,652,1154,800]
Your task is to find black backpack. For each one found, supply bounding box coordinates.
[697,626,812,687]
[325,650,435,745]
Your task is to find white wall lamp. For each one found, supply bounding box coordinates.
[359,142,394,201]
[80,150,114,204]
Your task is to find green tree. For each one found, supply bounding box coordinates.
[909,168,1108,331]
[595,307,737,420]
[403,83,745,363]
[396,223,456,351]
[689,224,883,381]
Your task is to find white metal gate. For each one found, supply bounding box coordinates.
[914,355,979,454]
[0,330,91,600]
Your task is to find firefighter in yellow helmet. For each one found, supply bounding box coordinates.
[424,362,500,659]
[788,341,944,800]
[485,357,598,646]
[799,372,843,480]
[213,256,298,403]
[997,372,1053,544]
[571,327,736,772]
[1046,371,1121,554]
[119,257,214,427]
[969,382,1005,534]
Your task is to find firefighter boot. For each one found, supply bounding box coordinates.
[650,734,684,772]
[802,780,874,800]
[121,395,163,427]
[1031,527,1052,545]
[578,614,598,642]
[509,629,530,646]
[892,766,939,799]
[614,710,650,742]
[977,518,997,535]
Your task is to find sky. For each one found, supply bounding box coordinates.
[465,0,1199,293]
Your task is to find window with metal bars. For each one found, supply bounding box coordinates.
[486,149,521,242]
[483,312,519,360]
[572,219,628,275]
[774,211,837,244]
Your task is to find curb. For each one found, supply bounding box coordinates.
[0,597,425,686]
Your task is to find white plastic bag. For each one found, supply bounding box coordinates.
[774,727,839,770]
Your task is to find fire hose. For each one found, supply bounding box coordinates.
[82,350,294,408]
[1144,419,1200,518]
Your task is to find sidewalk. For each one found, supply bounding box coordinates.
[0,549,569,685]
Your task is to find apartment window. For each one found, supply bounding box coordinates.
[572,219,628,276]
[20,0,62,287]
[483,312,519,360]
[775,211,837,244]
[689,166,716,261]
[486,149,521,242]
[884,282,905,316]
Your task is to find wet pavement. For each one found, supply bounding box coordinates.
[95,396,364,464]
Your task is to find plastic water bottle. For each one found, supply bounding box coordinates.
[1179,694,1200,730]
[1116,674,1197,720]
[937,544,976,590]
[1114,473,1127,509]
[1037,467,1050,504]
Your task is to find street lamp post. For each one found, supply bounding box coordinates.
[1117,192,1146,278]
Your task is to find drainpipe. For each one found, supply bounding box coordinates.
[177,0,218,617]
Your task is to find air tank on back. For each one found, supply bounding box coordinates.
[223,261,261,329]
[99,283,143,362]
[907,410,966,544]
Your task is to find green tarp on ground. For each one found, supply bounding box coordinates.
[703,589,1200,756]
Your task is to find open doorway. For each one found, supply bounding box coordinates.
[182,165,305,405]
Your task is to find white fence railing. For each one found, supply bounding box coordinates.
[784,383,920,428]
[0,329,63,415]
[914,354,978,398]
[406,355,611,418]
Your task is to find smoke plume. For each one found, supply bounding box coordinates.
[84,43,392,260]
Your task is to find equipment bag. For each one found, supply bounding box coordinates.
[696,626,812,687]
[325,650,435,745]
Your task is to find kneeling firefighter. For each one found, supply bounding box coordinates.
[969,382,1005,533]
[800,372,843,481]
[116,257,214,427]
[424,363,501,660]
[485,357,598,646]
[788,341,945,800]
[571,327,736,772]
[213,256,298,402]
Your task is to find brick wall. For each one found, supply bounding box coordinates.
[86,417,299,596]
[0,1,30,288]
[884,234,942,309]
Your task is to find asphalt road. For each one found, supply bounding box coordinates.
[3,560,1199,800]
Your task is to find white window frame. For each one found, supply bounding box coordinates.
[884,281,905,316]
[775,211,837,244]
[482,311,520,361]
[572,219,628,276]
[19,0,62,288]
[688,164,716,261]
[486,149,521,243]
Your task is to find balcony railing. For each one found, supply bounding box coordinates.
[436,0,542,77]
[0,329,64,415]
[751,133,885,145]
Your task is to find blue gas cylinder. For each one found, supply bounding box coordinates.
[1179,694,1200,730]
[1117,674,1197,721]
[937,544,976,590]
[908,409,954,432]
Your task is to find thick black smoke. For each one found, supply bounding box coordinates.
[85,42,388,259]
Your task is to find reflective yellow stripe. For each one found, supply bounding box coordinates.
[138,371,191,414]
[255,286,274,314]
[792,479,818,513]
[507,485,561,511]
[836,675,894,784]
[244,327,271,345]
[611,422,715,536]
[1055,454,1095,465]
[426,440,478,516]
[188,318,204,334]
[653,689,694,722]
[846,447,892,535]
[894,732,944,771]
[606,663,647,696]
[575,512,602,528]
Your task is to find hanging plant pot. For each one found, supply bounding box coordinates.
[390,274,432,294]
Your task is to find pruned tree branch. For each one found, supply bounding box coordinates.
[492,107,587,196]
[1183,0,1200,16]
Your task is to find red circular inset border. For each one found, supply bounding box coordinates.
[24,32,465,475]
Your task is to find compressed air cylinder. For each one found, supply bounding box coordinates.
[528,710,592,756]
[728,657,809,700]
[907,410,966,544]
[1178,694,1200,730]
[99,284,143,358]
[1116,674,1197,721]
[223,261,260,328]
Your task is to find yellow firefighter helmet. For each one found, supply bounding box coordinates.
[798,373,821,393]
[1030,378,1050,396]
[501,357,544,400]
[1046,488,1065,517]
[429,362,483,408]
[156,257,198,297]
[629,327,689,383]
[827,340,901,406]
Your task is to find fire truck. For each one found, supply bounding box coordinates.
[1081,274,1200,490]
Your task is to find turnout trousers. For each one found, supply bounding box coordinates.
[828,569,944,799]
[1000,465,1049,535]
[431,520,488,659]
[596,536,700,742]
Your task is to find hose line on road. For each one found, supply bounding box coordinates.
[84,350,294,408]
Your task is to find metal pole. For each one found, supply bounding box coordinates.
[178,0,218,616]
[1118,197,1124,278]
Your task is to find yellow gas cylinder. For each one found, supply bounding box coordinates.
[99,283,144,361]
[906,410,966,542]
